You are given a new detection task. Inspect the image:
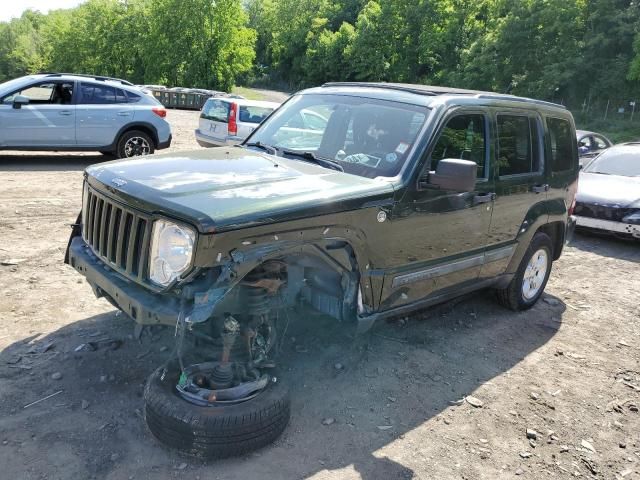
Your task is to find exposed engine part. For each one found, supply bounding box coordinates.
[176,361,271,406]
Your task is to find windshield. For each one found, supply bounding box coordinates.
[246,93,429,178]
[0,76,30,95]
[584,146,640,176]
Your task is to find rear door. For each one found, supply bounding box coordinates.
[199,99,230,143]
[0,81,76,147]
[76,82,132,147]
[481,110,546,278]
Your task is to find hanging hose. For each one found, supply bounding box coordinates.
[160,297,188,382]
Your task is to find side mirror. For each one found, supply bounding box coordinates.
[427,159,477,192]
[12,95,29,109]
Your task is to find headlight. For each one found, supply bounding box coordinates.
[149,219,196,286]
[623,211,640,225]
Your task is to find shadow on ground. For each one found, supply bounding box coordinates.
[0,292,565,479]
[0,153,104,172]
[570,230,640,262]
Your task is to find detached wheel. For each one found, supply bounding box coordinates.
[116,130,154,158]
[496,232,553,311]
[143,363,290,458]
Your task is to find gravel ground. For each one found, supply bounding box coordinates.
[0,106,639,480]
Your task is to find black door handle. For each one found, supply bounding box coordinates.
[531,184,549,194]
[473,192,495,204]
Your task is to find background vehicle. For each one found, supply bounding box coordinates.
[0,73,171,158]
[195,97,279,146]
[577,129,613,163]
[66,82,578,458]
[574,143,640,239]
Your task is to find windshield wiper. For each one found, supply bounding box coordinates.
[280,149,344,172]
[244,141,278,155]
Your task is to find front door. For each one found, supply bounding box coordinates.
[481,110,547,278]
[381,110,494,310]
[0,81,76,147]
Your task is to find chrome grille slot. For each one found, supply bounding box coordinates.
[82,186,151,282]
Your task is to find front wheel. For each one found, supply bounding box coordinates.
[496,232,553,311]
[116,130,155,159]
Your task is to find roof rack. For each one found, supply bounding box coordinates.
[37,72,134,86]
[321,82,565,109]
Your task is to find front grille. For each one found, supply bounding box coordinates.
[574,202,633,222]
[82,185,151,282]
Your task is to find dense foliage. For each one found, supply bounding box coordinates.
[1,0,640,107]
[247,0,640,110]
[0,0,255,91]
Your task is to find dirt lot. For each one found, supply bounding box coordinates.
[0,108,639,480]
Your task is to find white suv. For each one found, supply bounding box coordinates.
[195,97,279,147]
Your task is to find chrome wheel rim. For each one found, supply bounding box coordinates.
[124,137,151,157]
[522,248,548,300]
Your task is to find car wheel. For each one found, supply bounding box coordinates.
[496,232,553,311]
[116,130,155,159]
[143,362,290,458]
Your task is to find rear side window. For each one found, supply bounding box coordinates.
[126,90,142,103]
[201,99,229,123]
[80,83,116,104]
[547,117,575,171]
[497,115,541,176]
[430,113,487,178]
[238,106,273,124]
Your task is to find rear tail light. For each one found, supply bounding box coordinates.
[567,177,579,216]
[152,107,167,118]
[228,102,238,136]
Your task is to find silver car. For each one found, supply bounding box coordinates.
[195,97,279,147]
[0,73,172,158]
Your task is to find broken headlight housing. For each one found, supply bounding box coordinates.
[149,219,196,286]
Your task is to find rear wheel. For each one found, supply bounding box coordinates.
[496,232,553,310]
[116,130,154,159]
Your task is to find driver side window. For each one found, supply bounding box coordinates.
[430,113,487,178]
[2,82,74,105]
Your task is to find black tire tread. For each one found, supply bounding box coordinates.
[143,364,290,458]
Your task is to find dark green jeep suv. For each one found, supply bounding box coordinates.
[65,82,578,457]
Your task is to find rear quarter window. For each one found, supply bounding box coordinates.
[238,106,274,124]
[546,117,576,172]
[201,99,229,123]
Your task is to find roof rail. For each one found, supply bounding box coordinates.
[37,72,134,86]
[321,81,566,109]
[474,94,566,110]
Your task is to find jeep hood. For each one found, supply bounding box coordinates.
[86,147,395,232]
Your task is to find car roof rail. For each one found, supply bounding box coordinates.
[321,81,566,109]
[37,72,134,86]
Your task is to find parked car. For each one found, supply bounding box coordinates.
[195,97,280,146]
[574,143,640,239]
[65,82,579,458]
[577,129,613,163]
[0,73,171,158]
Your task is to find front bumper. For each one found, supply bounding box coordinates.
[67,236,181,325]
[575,215,640,239]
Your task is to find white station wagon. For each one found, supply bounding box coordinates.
[195,97,280,147]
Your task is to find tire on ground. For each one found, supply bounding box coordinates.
[143,363,290,458]
[496,231,553,311]
[116,130,155,159]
